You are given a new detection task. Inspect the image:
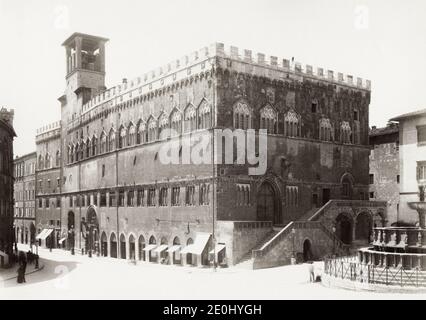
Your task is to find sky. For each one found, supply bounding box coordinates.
[1,0,425,156]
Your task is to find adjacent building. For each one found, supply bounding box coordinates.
[369,123,400,225]
[0,108,16,264]
[35,121,62,248]
[33,33,385,267]
[390,109,426,225]
[13,152,37,245]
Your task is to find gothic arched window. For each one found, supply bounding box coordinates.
[128,123,136,146]
[340,121,352,144]
[260,104,277,134]
[170,109,182,136]
[184,104,196,133]
[100,131,107,154]
[319,118,333,141]
[198,100,211,130]
[233,101,251,130]
[147,117,157,142]
[118,126,126,149]
[108,128,116,151]
[284,110,301,137]
[158,113,169,139]
[137,120,146,144]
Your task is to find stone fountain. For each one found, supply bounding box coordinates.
[408,186,426,229]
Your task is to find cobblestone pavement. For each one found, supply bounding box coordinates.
[1,244,425,299]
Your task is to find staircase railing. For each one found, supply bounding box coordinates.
[306,200,334,221]
[252,220,349,259]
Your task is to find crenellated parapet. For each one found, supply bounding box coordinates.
[69,42,371,133]
[36,121,61,143]
[214,43,371,91]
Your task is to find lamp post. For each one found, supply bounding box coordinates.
[332,226,336,257]
[291,228,296,265]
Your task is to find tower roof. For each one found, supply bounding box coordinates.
[62,32,109,47]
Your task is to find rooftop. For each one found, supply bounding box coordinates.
[389,108,426,122]
[369,123,399,137]
[62,32,109,47]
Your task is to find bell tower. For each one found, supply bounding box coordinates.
[62,33,109,109]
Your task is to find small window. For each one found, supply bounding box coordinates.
[354,110,359,121]
[119,191,125,207]
[369,192,375,199]
[109,192,116,207]
[311,101,318,113]
[185,185,195,206]
[127,190,135,207]
[102,164,105,177]
[137,189,144,206]
[100,193,107,207]
[147,188,156,207]
[369,174,374,185]
[159,187,168,206]
[171,187,180,206]
[417,125,426,145]
[397,175,400,184]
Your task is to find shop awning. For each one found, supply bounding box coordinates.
[167,245,181,253]
[153,244,168,254]
[180,232,211,255]
[209,244,226,255]
[142,244,157,252]
[36,229,53,240]
[59,237,67,244]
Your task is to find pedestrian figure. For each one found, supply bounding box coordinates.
[307,261,315,283]
[17,251,27,284]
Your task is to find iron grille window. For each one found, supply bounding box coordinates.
[137,189,144,206]
[171,187,180,206]
[159,187,168,207]
[147,188,156,207]
[109,192,116,207]
[185,185,195,206]
[119,191,125,207]
[127,190,135,207]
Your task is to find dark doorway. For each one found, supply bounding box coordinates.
[129,235,135,260]
[336,214,353,245]
[186,238,194,265]
[120,234,126,259]
[257,181,281,225]
[101,232,108,257]
[110,233,117,258]
[322,188,331,206]
[303,239,312,262]
[355,212,372,243]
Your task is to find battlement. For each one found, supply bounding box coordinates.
[36,121,61,136]
[73,42,370,130]
[0,107,14,126]
[214,43,371,90]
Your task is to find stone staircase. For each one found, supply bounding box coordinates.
[235,228,282,269]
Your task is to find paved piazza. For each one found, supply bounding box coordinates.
[0,245,424,300]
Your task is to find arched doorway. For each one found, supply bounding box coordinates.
[110,233,117,258]
[303,239,312,262]
[186,238,194,265]
[84,207,99,255]
[257,181,281,225]
[341,174,354,199]
[335,213,353,245]
[148,236,157,262]
[101,232,108,257]
[138,235,145,261]
[120,234,126,259]
[159,237,168,263]
[355,212,373,244]
[129,235,136,260]
[67,211,75,250]
[172,237,181,265]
